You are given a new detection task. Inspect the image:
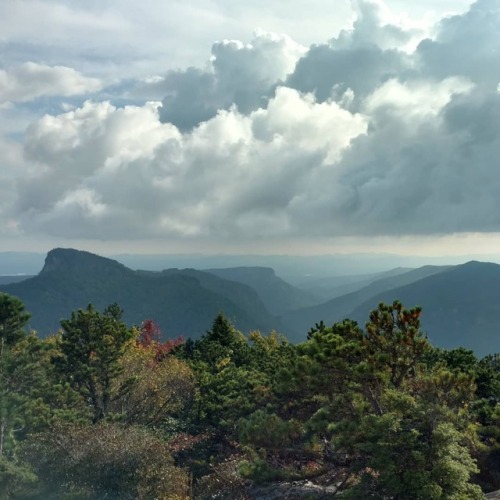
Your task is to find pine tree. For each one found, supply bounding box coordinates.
[0,294,38,497]
[0,294,31,458]
[52,303,134,423]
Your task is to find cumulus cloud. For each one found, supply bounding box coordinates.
[17,90,366,239]
[417,0,500,89]
[336,0,428,52]
[5,0,500,245]
[157,31,306,130]
[0,63,102,104]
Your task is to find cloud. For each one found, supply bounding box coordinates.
[417,0,500,89]
[156,31,306,130]
[16,90,366,240]
[0,0,346,83]
[324,80,491,236]
[337,0,428,52]
[5,0,500,246]
[283,0,424,110]
[0,63,102,104]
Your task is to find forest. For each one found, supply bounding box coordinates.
[1,292,500,499]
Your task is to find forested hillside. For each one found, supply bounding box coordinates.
[1,292,500,498]
[348,261,500,356]
[0,248,281,338]
[206,266,317,314]
[283,261,500,355]
[3,249,500,357]
[0,276,33,285]
[282,265,449,340]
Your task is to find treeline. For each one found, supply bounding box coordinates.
[1,293,500,498]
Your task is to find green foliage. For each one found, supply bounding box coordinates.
[184,316,299,434]
[244,301,484,498]
[476,354,500,402]
[174,315,299,486]
[191,313,251,366]
[0,296,88,497]
[111,338,195,429]
[52,304,134,423]
[239,410,302,452]
[0,294,31,459]
[336,391,483,499]
[0,456,37,500]
[238,457,293,484]
[2,293,500,498]
[180,314,250,428]
[0,293,31,346]
[475,355,500,491]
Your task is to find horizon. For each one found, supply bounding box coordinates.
[2,246,500,280]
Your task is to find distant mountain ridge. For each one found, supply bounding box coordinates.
[283,260,500,355]
[0,248,282,339]
[0,275,34,285]
[205,266,318,315]
[282,265,450,338]
[2,249,500,356]
[296,267,414,301]
[348,261,500,356]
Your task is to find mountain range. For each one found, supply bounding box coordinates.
[205,266,317,315]
[1,248,500,356]
[0,249,282,339]
[281,265,450,340]
[348,261,500,356]
[281,262,500,356]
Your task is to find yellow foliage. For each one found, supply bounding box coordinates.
[113,342,195,426]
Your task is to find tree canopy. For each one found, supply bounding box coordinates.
[0,295,499,498]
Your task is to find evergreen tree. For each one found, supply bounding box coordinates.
[0,294,38,497]
[242,302,483,497]
[52,303,134,423]
[0,294,31,458]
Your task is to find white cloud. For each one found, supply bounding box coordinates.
[0,0,348,81]
[4,0,500,249]
[364,77,474,119]
[337,0,429,52]
[15,90,366,240]
[0,62,102,104]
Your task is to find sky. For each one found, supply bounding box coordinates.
[1,0,500,258]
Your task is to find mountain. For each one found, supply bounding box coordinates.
[347,261,500,356]
[5,250,500,355]
[295,267,413,301]
[111,252,483,284]
[282,265,450,341]
[0,248,281,339]
[205,266,318,315]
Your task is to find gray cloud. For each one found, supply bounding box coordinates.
[417,0,500,89]
[325,83,498,235]
[286,44,410,108]
[5,0,500,245]
[158,32,305,130]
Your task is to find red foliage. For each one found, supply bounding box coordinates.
[137,319,184,361]
[138,319,161,347]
